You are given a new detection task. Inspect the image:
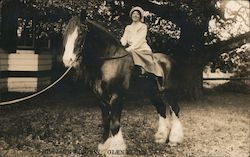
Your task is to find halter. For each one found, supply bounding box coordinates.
[0,6,129,106]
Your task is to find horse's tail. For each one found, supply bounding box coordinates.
[154,53,178,91]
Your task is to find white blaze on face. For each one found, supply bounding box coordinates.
[63,26,78,67]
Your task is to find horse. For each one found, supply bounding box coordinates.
[62,15,183,156]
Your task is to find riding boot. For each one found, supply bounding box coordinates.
[133,66,142,76]
[133,66,148,78]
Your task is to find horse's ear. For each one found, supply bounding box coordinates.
[80,10,87,23]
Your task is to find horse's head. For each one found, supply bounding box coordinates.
[63,14,127,68]
[62,15,86,68]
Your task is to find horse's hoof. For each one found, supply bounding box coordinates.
[168,113,184,145]
[98,138,112,155]
[155,138,166,143]
[98,129,127,157]
[168,141,178,147]
[106,129,127,157]
[154,132,167,143]
[98,143,107,155]
[154,116,171,144]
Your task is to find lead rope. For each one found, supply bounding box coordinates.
[0,56,79,106]
[0,1,91,106]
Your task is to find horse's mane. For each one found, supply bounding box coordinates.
[86,19,121,46]
[84,19,127,60]
[63,16,122,47]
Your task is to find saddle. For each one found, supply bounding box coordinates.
[133,53,172,92]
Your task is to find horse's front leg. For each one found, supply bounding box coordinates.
[99,102,111,142]
[98,93,126,157]
[98,102,112,156]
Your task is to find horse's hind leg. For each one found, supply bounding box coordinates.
[166,91,180,117]
[166,91,183,146]
[149,89,171,143]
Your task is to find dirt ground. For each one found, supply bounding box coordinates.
[0,82,249,157]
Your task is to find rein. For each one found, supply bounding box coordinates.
[93,53,130,60]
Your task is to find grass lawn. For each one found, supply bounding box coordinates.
[0,85,249,157]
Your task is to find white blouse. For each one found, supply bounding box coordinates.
[120,22,152,53]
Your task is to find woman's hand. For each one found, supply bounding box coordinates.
[125,46,133,52]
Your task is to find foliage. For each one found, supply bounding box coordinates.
[1,0,249,98]
[0,1,2,39]
[208,1,249,42]
[210,44,250,76]
[3,0,248,58]
[208,0,249,76]
[214,80,250,93]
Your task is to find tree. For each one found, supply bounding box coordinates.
[4,0,248,100]
[0,0,24,51]
[0,1,2,40]
[119,0,250,100]
[207,1,250,77]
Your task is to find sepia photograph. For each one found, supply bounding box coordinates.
[0,0,249,156]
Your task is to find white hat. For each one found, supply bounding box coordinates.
[129,6,144,22]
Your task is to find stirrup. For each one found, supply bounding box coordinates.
[141,68,146,74]
[156,77,165,91]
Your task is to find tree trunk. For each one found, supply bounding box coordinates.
[0,1,2,40]
[173,60,204,101]
[1,0,20,51]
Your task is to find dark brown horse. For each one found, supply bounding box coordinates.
[62,16,183,156]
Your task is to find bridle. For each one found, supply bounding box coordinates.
[0,17,129,106]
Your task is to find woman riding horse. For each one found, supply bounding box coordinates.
[62,7,183,156]
[121,7,166,90]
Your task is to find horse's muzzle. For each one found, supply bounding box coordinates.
[63,55,77,68]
